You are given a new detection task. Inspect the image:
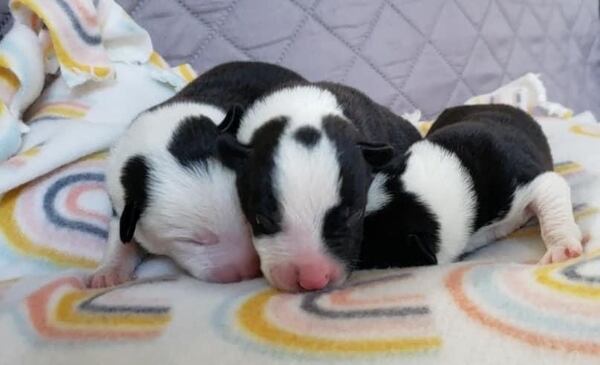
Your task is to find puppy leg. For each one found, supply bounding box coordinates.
[528,172,583,264]
[88,218,143,288]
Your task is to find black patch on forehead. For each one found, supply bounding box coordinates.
[240,116,288,237]
[168,116,218,168]
[119,155,151,242]
[294,126,321,148]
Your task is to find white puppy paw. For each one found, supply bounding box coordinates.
[539,226,584,264]
[87,264,135,288]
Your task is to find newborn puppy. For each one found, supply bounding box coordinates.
[220,81,421,292]
[360,104,583,268]
[89,62,304,288]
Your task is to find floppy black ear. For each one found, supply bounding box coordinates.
[358,142,394,169]
[217,104,244,135]
[408,234,437,265]
[119,202,141,244]
[217,134,251,170]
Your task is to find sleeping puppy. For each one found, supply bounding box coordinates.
[220,81,421,292]
[88,62,305,288]
[360,104,584,269]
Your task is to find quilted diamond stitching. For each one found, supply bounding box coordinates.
[275,0,322,65]
[287,0,420,109]
[337,1,388,83]
[387,0,480,107]
[129,0,150,16]
[0,0,598,118]
[177,0,248,64]
[387,0,459,112]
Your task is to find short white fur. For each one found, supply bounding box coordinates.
[401,140,477,263]
[237,85,345,144]
[238,85,349,279]
[95,101,255,285]
[366,173,392,214]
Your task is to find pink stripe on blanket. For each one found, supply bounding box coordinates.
[64,182,109,225]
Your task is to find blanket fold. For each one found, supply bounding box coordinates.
[0,0,197,193]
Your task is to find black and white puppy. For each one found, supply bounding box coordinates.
[89,62,305,288]
[360,104,583,269]
[221,81,421,292]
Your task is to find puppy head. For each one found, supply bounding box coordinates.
[220,86,394,291]
[117,103,259,282]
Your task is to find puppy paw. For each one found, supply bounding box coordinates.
[538,236,584,264]
[87,265,135,288]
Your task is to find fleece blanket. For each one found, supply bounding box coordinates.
[0,67,599,365]
[0,0,196,191]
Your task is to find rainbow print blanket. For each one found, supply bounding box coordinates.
[0,92,599,365]
[1,6,600,363]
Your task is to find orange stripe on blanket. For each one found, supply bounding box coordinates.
[0,185,99,268]
[446,265,600,355]
[26,277,171,340]
[237,289,441,355]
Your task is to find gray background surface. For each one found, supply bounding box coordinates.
[1,0,599,119]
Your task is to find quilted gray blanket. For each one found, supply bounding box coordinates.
[1,0,599,118]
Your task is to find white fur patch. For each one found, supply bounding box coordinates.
[237,85,345,144]
[238,85,349,269]
[366,173,392,214]
[273,127,342,247]
[103,101,255,281]
[401,141,477,263]
[106,101,225,209]
[468,171,582,263]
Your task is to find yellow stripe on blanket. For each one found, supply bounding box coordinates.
[0,153,107,268]
[535,250,600,299]
[0,56,21,90]
[0,185,98,269]
[554,161,584,176]
[237,289,441,355]
[570,124,600,139]
[25,277,172,340]
[29,102,89,121]
[11,0,112,79]
[174,64,197,83]
[149,52,169,69]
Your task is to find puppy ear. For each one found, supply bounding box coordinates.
[358,142,394,169]
[217,134,251,170]
[217,104,244,135]
[119,201,141,244]
[407,234,437,265]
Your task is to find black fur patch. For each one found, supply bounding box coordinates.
[427,104,552,230]
[294,126,321,147]
[162,61,305,112]
[168,116,218,168]
[321,115,371,266]
[359,172,440,269]
[237,117,288,237]
[119,155,150,243]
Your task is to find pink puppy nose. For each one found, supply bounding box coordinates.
[270,262,336,292]
[297,265,331,290]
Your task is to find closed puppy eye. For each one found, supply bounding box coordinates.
[173,230,219,246]
[254,213,279,235]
